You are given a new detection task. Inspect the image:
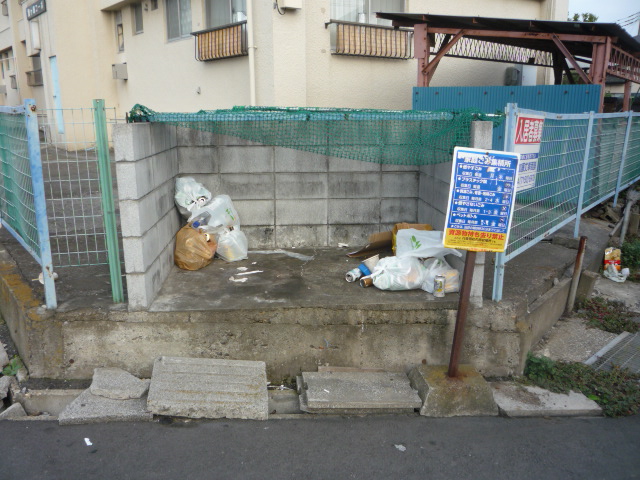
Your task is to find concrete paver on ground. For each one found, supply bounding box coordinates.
[58,389,153,425]
[298,371,422,414]
[491,382,602,417]
[146,356,268,420]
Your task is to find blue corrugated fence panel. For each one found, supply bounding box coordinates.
[413,85,601,149]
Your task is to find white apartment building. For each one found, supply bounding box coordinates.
[0,0,567,117]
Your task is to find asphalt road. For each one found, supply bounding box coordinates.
[1,415,639,480]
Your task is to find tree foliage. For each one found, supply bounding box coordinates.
[569,12,599,22]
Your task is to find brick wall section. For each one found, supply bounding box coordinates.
[175,127,420,249]
[114,123,180,310]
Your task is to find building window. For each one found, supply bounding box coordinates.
[205,0,246,28]
[115,10,125,51]
[330,0,403,26]
[150,0,158,10]
[166,0,192,40]
[26,54,43,86]
[132,3,144,34]
[0,49,12,79]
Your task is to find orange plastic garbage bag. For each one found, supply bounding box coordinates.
[174,224,217,271]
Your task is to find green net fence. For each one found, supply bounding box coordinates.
[129,105,502,166]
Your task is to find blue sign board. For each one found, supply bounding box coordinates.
[443,147,520,252]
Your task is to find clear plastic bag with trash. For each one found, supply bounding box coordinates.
[395,229,462,259]
[370,256,426,291]
[421,257,460,293]
[215,227,248,262]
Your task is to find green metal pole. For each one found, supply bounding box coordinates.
[93,99,124,303]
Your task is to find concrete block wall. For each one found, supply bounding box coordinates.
[417,121,494,229]
[114,123,180,310]
[176,127,420,249]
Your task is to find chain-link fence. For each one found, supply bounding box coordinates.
[0,100,56,308]
[493,105,640,301]
[0,99,124,309]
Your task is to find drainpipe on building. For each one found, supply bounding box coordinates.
[247,0,256,106]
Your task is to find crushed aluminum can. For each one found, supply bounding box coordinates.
[359,276,373,288]
[345,263,372,283]
[433,275,445,298]
[346,267,363,282]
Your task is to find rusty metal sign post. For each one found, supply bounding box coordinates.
[443,147,521,377]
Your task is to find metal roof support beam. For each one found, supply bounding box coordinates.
[623,81,632,112]
[551,35,591,85]
[425,27,608,44]
[422,29,465,83]
[414,24,431,87]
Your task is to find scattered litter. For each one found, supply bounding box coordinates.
[84,438,93,446]
[229,276,248,283]
[236,270,263,276]
[323,389,330,393]
[604,247,621,271]
[338,243,349,248]
[237,267,248,271]
[324,338,332,349]
[251,250,314,262]
[603,264,630,283]
[394,444,406,452]
[33,272,58,284]
[251,262,257,265]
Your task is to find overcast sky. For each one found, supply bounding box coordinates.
[568,0,639,36]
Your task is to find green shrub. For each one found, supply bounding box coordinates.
[578,296,639,334]
[622,238,640,269]
[523,353,640,417]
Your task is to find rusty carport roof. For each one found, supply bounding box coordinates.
[376,13,640,111]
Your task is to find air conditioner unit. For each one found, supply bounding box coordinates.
[9,74,16,89]
[112,63,128,80]
[504,66,521,86]
[278,0,302,9]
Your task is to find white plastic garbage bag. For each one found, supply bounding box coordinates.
[395,229,462,259]
[421,258,460,294]
[174,177,212,217]
[603,264,630,283]
[371,256,426,291]
[189,194,241,231]
[216,228,248,262]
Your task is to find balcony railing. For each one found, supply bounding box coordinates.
[192,21,247,61]
[26,69,43,86]
[327,21,413,59]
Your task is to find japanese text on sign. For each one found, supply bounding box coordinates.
[443,147,520,252]
[514,114,544,192]
[515,116,544,144]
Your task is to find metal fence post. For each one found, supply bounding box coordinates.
[93,99,124,303]
[574,112,595,238]
[492,103,517,302]
[613,112,633,207]
[24,99,57,309]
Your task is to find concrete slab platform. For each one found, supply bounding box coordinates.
[58,389,153,425]
[150,248,459,312]
[90,367,150,400]
[408,365,498,417]
[298,371,422,414]
[146,356,268,420]
[491,382,602,417]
